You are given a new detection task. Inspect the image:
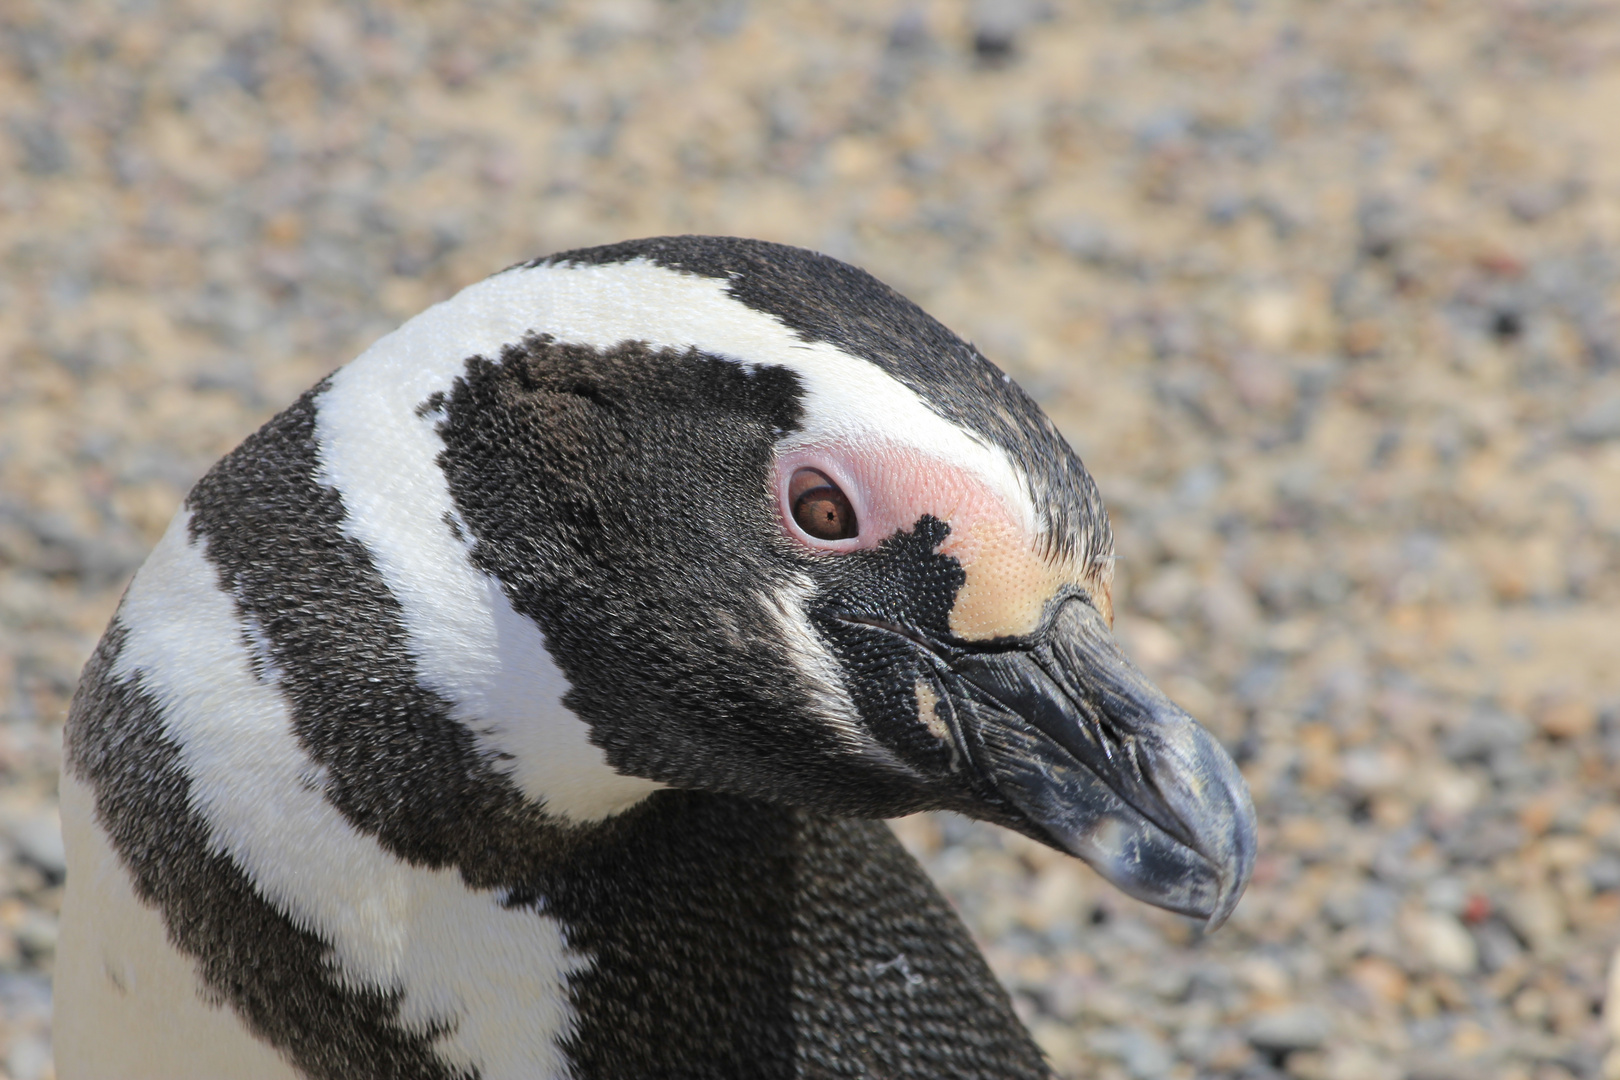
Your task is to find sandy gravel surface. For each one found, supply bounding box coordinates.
[5,2,1620,1077]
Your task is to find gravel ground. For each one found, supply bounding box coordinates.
[5,2,1620,1077]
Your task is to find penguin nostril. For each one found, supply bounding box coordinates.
[790,468,858,541]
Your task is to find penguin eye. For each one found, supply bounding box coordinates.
[790,468,858,542]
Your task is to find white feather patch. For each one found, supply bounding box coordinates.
[317,318,665,822]
[106,511,584,1080]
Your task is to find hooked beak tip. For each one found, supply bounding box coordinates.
[1202,811,1256,932]
[950,599,1259,929]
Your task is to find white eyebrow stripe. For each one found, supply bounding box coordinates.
[459,257,1041,537]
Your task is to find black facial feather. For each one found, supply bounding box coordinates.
[529,234,1113,569]
[434,334,948,819]
[800,518,965,781]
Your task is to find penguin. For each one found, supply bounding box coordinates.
[55,235,1256,1080]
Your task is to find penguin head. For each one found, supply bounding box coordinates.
[386,236,1254,925]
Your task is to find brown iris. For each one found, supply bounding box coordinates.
[789,468,858,541]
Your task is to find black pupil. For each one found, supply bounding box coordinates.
[793,484,856,540]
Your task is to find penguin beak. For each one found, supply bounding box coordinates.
[939,599,1257,929]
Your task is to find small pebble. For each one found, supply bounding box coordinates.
[1247,1006,1331,1055]
[4,814,65,882]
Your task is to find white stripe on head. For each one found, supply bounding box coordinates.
[112,512,583,1080]
[317,317,666,822]
[500,258,1041,537]
[337,256,1037,536]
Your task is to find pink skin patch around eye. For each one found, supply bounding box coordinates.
[773,443,1110,640]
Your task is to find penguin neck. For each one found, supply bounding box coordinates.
[520,790,809,1075]
[526,789,1051,1080]
[532,787,802,933]
[527,788,800,901]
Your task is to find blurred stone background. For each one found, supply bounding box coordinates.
[4,0,1620,1077]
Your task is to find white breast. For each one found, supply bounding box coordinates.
[55,769,304,1080]
[55,512,585,1080]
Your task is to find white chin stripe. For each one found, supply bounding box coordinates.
[112,512,583,1080]
[317,333,665,823]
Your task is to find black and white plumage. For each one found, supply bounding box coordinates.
[57,236,1257,1080]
